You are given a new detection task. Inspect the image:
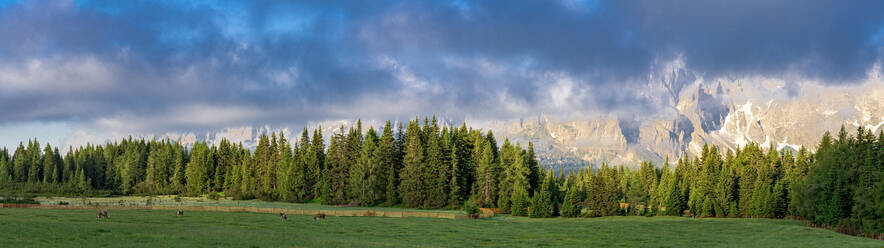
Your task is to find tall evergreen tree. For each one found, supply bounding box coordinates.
[308,127,325,198]
[323,126,350,205]
[399,120,425,208]
[185,142,212,193]
[0,151,10,183]
[424,121,448,208]
[560,179,583,217]
[474,141,497,207]
[376,121,398,204]
[529,170,556,218]
[349,128,380,206]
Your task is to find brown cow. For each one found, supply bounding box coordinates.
[177,209,184,216]
[313,213,325,221]
[279,212,287,222]
[97,209,108,219]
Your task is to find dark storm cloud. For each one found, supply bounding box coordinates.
[611,0,884,82]
[0,0,881,132]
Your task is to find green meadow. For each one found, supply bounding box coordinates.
[1,208,880,247]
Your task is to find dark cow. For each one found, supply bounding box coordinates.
[97,209,108,219]
[279,212,287,222]
[177,209,184,216]
[470,213,480,219]
[313,213,325,221]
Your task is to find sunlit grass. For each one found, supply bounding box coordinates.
[1,208,881,247]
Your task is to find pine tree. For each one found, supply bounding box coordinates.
[399,120,425,208]
[448,129,463,206]
[323,127,349,205]
[788,146,811,215]
[0,153,10,183]
[349,128,380,206]
[308,128,325,199]
[510,179,530,216]
[27,140,42,184]
[290,141,308,202]
[276,133,296,201]
[345,125,363,201]
[42,144,56,183]
[658,161,684,216]
[240,152,256,198]
[424,121,449,208]
[170,145,187,193]
[560,180,582,217]
[186,142,211,194]
[12,143,28,182]
[529,170,556,218]
[526,142,540,196]
[474,141,497,207]
[76,167,90,191]
[214,139,234,192]
[146,143,171,193]
[496,139,516,212]
[376,121,397,204]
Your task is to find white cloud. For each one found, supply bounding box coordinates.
[93,104,265,133]
[268,66,299,88]
[0,56,115,94]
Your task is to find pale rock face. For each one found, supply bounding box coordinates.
[143,71,884,171]
[494,74,884,169]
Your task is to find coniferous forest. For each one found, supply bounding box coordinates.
[0,117,882,236]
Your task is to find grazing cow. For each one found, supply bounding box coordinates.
[279,212,287,222]
[97,209,108,219]
[313,213,325,221]
[177,209,184,216]
[470,213,480,219]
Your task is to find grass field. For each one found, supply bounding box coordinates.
[33,195,463,213]
[1,208,881,247]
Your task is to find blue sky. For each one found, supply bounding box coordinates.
[0,0,882,150]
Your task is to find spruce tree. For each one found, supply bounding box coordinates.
[448,129,463,206]
[42,144,55,184]
[788,146,811,215]
[307,128,325,199]
[214,139,234,192]
[496,139,516,212]
[399,120,425,207]
[526,142,540,196]
[323,127,350,205]
[474,141,497,207]
[377,121,397,204]
[290,142,308,202]
[170,145,187,193]
[510,179,530,216]
[658,160,686,216]
[0,154,10,183]
[424,122,448,208]
[185,142,211,194]
[26,140,42,184]
[529,170,556,218]
[146,144,171,193]
[560,180,582,217]
[12,143,28,182]
[349,128,379,206]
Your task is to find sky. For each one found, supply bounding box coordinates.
[0,0,882,150]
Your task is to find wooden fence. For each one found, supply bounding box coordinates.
[0,203,481,220]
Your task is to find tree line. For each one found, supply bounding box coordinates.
[0,117,542,210]
[0,118,881,236]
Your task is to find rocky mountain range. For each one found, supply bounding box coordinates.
[486,65,884,169]
[154,63,884,170]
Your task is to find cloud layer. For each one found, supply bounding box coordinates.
[0,0,882,147]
